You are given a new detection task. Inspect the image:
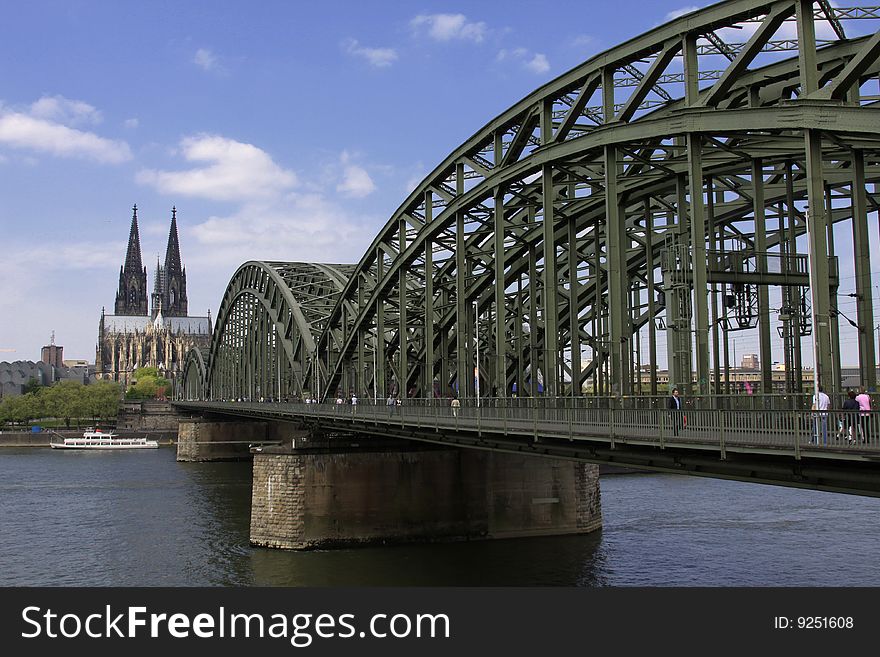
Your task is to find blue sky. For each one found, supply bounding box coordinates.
[0,0,875,369]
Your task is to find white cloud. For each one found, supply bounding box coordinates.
[666,6,701,20]
[188,195,373,269]
[138,142,383,323]
[142,220,170,237]
[570,35,596,49]
[0,238,131,361]
[411,13,487,43]
[344,39,398,67]
[496,48,526,62]
[124,118,139,129]
[497,48,550,74]
[0,239,124,312]
[136,134,298,202]
[29,95,102,125]
[337,161,376,198]
[526,53,550,74]
[0,110,132,164]
[334,151,376,198]
[193,48,218,72]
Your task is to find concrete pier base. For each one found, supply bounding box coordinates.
[250,443,602,550]
[177,418,270,461]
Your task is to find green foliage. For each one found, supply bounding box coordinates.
[0,380,121,428]
[42,380,83,428]
[126,367,171,400]
[23,378,42,395]
[85,381,122,419]
[0,392,42,425]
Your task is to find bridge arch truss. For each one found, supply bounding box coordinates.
[186,0,880,402]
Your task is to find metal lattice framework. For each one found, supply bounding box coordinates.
[185,0,880,403]
[187,262,355,401]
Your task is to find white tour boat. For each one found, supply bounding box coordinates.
[50,428,159,450]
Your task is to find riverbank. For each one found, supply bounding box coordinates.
[0,429,177,447]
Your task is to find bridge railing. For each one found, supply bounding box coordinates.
[196,393,856,411]
[306,394,816,410]
[184,399,880,455]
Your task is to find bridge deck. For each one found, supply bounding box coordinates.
[175,401,880,497]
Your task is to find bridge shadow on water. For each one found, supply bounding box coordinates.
[248,531,608,587]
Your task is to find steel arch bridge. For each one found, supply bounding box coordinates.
[183,0,880,406]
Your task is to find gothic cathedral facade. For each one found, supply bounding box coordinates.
[96,206,211,390]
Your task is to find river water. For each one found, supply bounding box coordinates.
[1,446,878,586]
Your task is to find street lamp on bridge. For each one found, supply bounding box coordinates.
[474,301,480,407]
[804,207,820,407]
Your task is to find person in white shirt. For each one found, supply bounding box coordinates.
[812,386,831,445]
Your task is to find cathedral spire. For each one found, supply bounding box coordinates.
[124,204,144,273]
[115,204,148,316]
[164,206,182,275]
[152,206,188,318]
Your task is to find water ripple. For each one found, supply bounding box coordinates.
[1,449,879,586]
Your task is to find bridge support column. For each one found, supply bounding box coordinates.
[177,418,270,461]
[250,444,601,550]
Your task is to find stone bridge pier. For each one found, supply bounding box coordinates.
[177,416,300,462]
[176,416,602,548]
[250,434,602,550]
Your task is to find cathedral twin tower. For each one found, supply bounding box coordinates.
[97,206,210,387]
[115,204,188,320]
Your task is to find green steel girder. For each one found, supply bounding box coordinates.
[181,346,207,401]
[203,261,354,400]
[187,1,880,403]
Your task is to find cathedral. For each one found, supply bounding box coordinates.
[96,206,211,389]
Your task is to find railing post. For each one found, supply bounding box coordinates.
[533,400,538,442]
[659,408,665,450]
[794,410,801,460]
[610,406,616,449]
[718,408,726,460]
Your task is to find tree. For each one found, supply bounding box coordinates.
[23,378,42,395]
[0,380,121,429]
[1,393,43,425]
[0,396,13,425]
[85,381,121,420]
[42,381,86,428]
[126,367,171,400]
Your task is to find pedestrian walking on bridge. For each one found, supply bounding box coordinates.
[812,386,831,445]
[842,389,861,443]
[856,387,871,443]
[668,387,683,436]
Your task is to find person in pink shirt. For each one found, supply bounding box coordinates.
[855,387,871,443]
